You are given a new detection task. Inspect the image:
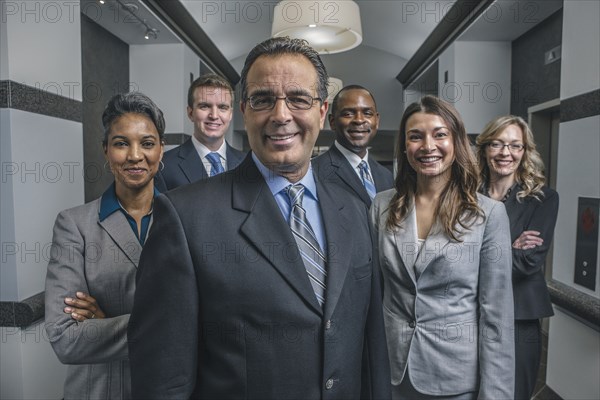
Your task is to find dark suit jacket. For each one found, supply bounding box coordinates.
[505,185,559,320]
[128,155,391,399]
[313,145,394,207]
[155,138,246,191]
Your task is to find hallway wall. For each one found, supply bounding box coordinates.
[547,1,600,398]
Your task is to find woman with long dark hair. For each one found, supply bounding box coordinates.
[371,95,515,399]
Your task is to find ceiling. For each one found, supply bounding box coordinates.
[181,0,458,64]
[88,0,564,74]
[86,0,565,157]
[81,0,181,44]
[180,0,563,73]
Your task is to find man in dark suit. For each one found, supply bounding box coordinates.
[129,37,390,399]
[155,73,245,191]
[313,85,394,207]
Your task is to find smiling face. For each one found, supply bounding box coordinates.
[485,123,525,180]
[104,113,164,193]
[188,86,233,150]
[241,54,328,182]
[405,112,455,182]
[329,88,379,158]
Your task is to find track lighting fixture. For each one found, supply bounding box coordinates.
[144,28,158,40]
[99,0,160,40]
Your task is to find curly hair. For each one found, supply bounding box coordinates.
[476,115,545,201]
[386,96,483,242]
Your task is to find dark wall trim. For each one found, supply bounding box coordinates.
[141,0,240,85]
[548,279,600,331]
[561,89,600,123]
[164,132,190,146]
[535,385,564,400]
[0,292,44,328]
[0,80,82,123]
[396,0,495,87]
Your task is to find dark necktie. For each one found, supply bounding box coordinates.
[206,152,224,176]
[286,184,327,306]
[359,160,376,200]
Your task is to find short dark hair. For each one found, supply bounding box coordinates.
[240,37,329,103]
[330,84,377,116]
[102,92,165,146]
[187,73,234,108]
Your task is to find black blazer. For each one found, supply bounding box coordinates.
[313,145,394,207]
[155,138,246,191]
[505,185,559,320]
[129,155,391,399]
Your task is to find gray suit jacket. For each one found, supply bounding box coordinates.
[155,138,246,192]
[370,190,515,399]
[45,197,143,399]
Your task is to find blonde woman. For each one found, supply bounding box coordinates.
[371,96,514,399]
[477,115,559,400]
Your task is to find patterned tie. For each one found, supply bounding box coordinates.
[359,160,376,200]
[206,152,225,176]
[286,184,327,307]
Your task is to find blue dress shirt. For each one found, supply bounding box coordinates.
[99,183,160,245]
[251,153,327,252]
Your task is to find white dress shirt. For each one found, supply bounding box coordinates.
[191,136,228,175]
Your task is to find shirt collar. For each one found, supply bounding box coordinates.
[334,140,369,170]
[191,135,227,161]
[481,181,519,203]
[251,152,319,201]
[99,183,160,221]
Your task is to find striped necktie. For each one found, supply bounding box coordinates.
[286,184,327,307]
[359,160,376,200]
[206,152,224,176]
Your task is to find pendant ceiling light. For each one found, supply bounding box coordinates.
[272,1,363,54]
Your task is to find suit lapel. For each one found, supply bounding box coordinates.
[368,157,392,192]
[315,177,353,319]
[330,146,371,205]
[178,139,207,183]
[504,186,527,241]
[394,205,418,284]
[415,223,451,280]
[225,143,244,170]
[97,204,143,267]
[235,158,323,315]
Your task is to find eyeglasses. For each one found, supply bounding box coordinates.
[246,95,322,111]
[488,141,525,152]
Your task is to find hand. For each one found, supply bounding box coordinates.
[512,230,543,250]
[64,292,106,322]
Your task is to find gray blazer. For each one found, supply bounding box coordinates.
[371,190,515,399]
[45,197,143,399]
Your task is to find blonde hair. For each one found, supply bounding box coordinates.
[476,115,545,201]
[386,96,483,242]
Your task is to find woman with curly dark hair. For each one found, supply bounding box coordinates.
[477,115,559,400]
[371,95,515,399]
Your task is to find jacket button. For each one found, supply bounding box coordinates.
[409,320,416,329]
[325,378,334,390]
[325,320,331,330]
